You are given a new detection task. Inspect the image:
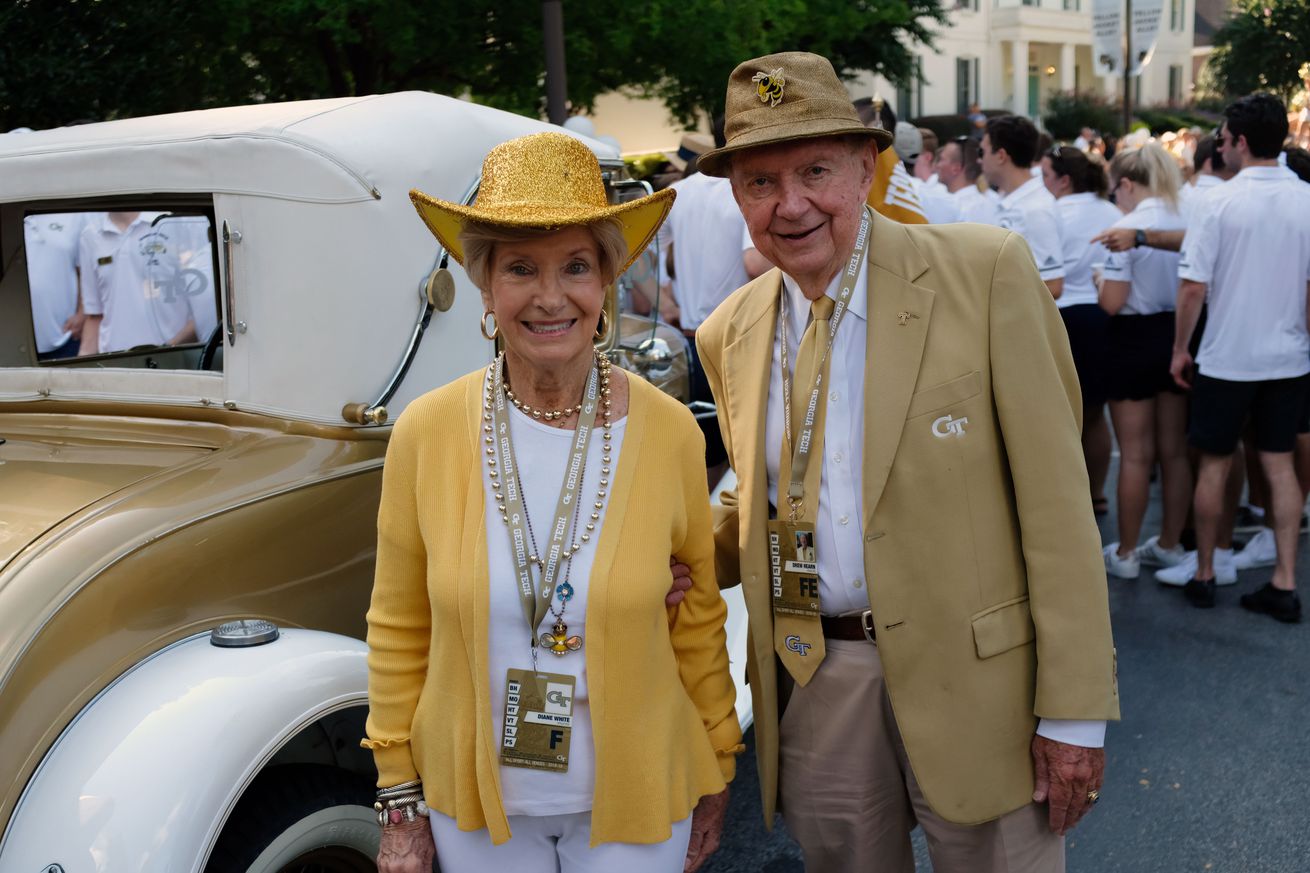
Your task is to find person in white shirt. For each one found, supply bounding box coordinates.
[24,212,87,358]
[1178,133,1234,223]
[1096,144,1192,580]
[981,115,1065,298]
[938,137,999,224]
[664,151,751,472]
[1171,93,1310,622]
[1041,147,1123,521]
[77,212,218,355]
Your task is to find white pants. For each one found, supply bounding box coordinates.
[429,811,692,873]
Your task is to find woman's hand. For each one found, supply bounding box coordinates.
[377,819,436,873]
[684,787,730,873]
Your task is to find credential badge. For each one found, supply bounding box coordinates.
[752,68,785,107]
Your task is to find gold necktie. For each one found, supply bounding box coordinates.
[774,294,836,685]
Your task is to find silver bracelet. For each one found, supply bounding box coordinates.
[375,798,429,827]
[376,779,422,798]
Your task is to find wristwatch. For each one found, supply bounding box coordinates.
[1133,229,1147,248]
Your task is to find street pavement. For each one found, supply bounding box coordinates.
[703,470,1310,872]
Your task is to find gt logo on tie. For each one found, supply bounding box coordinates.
[784,634,812,656]
[932,414,968,439]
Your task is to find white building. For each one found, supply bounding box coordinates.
[588,0,1197,154]
[856,0,1196,122]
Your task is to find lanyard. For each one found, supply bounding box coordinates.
[491,355,600,656]
[779,207,872,520]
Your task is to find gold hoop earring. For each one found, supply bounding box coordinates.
[481,310,499,341]
[594,308,610,342]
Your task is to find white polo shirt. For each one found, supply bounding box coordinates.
[664,173,749,331]
[996,177,1065,281]
[914,179,962,224]
[1053,193,1122,308]
[1179,165,1310,381]
[765,262,1104,748]
[1178,173,1224,223]
[78,213,218,353]
[24,213,86,353]
[949,184,1000,225]
[1102,197,1187,315]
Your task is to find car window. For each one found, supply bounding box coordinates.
[24,209,220,367]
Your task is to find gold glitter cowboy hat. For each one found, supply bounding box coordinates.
[698,51,893,178]
[410,131,675,276]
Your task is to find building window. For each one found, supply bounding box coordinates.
[1170,0,1185,30]
[956,57,980,113]
[953,0,979,12]
[1168,64,1183,104]
[898,57,924,121]
[1063,0,1080,10]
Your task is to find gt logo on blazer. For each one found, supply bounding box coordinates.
[932,414,969,439]
[784,634,812,656]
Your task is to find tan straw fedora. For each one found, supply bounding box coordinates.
[410,131,675,275]
[698,51,893,178]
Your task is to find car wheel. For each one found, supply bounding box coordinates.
[205,764,381,873]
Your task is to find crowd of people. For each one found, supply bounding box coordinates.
[647,90,1310,626]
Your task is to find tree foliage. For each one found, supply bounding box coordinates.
[0,0,944,131]
[1206,0,1310,102]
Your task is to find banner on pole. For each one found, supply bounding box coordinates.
[1091,0,1123,77]
[1129,0,1165,76]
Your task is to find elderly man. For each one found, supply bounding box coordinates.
[694,51,1119,872]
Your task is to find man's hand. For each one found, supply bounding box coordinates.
[1090,227,1136,252]
[684,787,729,872]
[62,310,86,340]
[1170,348,1195,389]
[1031,735,1105,835]
[377,819,436,873]
[667,557,693,607]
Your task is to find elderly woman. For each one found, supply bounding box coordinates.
[362,131,742,873]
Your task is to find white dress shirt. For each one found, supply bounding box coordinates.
[950,184,1000,225]
[763,260,1104,748]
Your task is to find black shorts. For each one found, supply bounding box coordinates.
[1059,304,1110,408]
[1103,312,1183,402]
[1189,372,1310,454]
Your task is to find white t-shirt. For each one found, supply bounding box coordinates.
[950,184,1000,225]
[1178,173,1224,224]
[24,213,86,353]
[1053,193,1122,308]
[664,173,750,330]
[78,213,219,353]
[483,404,626,816]
[996,177,1065,280]
[1102,197,1187,316]
[1179,165,1310,381]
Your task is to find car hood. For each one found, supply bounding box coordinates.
[0,427,212,572]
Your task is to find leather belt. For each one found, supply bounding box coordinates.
[820,610,877,642]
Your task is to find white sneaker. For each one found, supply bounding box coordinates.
[1234,528,1278,571]
[1155,548,1238,586]
[1137,535,1186,568]
[1103,543,1141,579]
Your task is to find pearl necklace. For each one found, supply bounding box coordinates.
[485,350,613,565]
[504,377,584,422]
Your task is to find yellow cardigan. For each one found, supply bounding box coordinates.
[363,367,742,846]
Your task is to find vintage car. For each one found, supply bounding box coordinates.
[0,92,747,873]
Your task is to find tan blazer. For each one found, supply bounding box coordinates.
[696,213,1120,827]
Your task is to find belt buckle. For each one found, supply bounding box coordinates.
[860,609,876,643]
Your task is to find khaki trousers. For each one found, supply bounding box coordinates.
[778,638,1064,873]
